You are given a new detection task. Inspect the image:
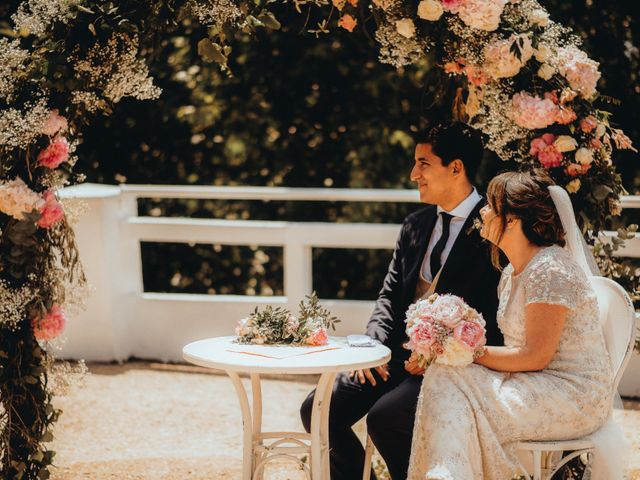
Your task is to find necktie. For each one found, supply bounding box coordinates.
[430,212,453,277]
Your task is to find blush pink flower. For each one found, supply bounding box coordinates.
[37,136,69,169]
[510,92,558,130]
[453,321,486,350]
[307,327,328,346]
[529,133,556,156]
[42,109,68,137]
[556,47,601,98]
[37,191,64,228]
[483,34,533,79]
[406,321,436,356]
[430,294,467,328]
[579,115,598,134]
[32,304,66,341]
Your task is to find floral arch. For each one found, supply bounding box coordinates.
[0,0,636,477]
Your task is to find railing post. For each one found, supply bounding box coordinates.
[284,233,313,306]
[57,184,127,360]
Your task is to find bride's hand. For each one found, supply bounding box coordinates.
[404,352,426,376]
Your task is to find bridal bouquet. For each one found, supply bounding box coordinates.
[235,292,340,346]
[404,294,486,368]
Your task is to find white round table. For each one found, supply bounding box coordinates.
[183,336,391,480]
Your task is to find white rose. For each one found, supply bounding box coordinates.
[575,147,594,165]
[534,44,552,62]
[395,18,416,39]
[553,135,578,153]
[529,8,550,27]
[537,63,555,80]
[417,0,444,21]
[595,123,606,138]
[566,179,581,194]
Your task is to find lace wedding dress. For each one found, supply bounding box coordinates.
[407,245,613,480]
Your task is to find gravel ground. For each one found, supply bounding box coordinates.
[49,362,639,480]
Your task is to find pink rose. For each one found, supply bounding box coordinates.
[307,327,328,346]
[580,115,598,133]
[431,295,466,328]
[537,146,563,169]
[42,109,68,137]
[37,136,69,169]
[453,321,486,350]
[32,304,66,341]
[37,191,64,228]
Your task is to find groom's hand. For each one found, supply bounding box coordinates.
[404,352,426,376]
[349,365,390,386]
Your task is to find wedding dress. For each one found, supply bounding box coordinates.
[407,244,613,479]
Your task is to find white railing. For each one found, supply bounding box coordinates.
[59,183,640,396]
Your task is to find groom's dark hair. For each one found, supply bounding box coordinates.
[414,122,484,181]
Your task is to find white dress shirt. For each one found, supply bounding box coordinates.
[420,188,483,282]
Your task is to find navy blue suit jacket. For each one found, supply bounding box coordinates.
[365,199,503,366]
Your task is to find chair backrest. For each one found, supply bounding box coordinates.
[588,276,637,394]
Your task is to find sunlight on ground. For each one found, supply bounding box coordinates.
[49,362,639,479]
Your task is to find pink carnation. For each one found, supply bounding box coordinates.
[453,321,486,350]
[37,137,69,169]
[580,116,598,134]
[510,92,558,130]
[32,304,66,341]
[37,191,64,228]
[307,327,328,346]
[42,109,68,137]
[529,134,563,168]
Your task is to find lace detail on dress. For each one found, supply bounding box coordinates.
[408,245,613,480]
[522,246,584,309]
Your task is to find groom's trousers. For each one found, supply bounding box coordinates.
[300,362,422,480]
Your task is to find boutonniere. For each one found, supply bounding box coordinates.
[466,216,483,235]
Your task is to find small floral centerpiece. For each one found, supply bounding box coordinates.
[235,292,340,346]
[404,293,487,368]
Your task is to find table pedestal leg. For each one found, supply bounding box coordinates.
[227,371,259,480]
[310,372,337,480]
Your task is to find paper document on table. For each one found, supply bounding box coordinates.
[226,344,342,359]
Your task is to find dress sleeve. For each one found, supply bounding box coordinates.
[523,254,580,310]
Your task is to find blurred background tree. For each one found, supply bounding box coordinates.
[72,0,638,300]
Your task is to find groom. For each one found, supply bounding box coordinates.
[300,122,503,479]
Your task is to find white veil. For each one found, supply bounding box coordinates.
[548,185,629,480]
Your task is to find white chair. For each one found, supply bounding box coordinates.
[362,276,637,480]
[516,276,637,480]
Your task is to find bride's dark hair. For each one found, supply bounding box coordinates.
[486,170,566,269]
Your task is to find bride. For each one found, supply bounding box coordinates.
[407,170,622,479]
